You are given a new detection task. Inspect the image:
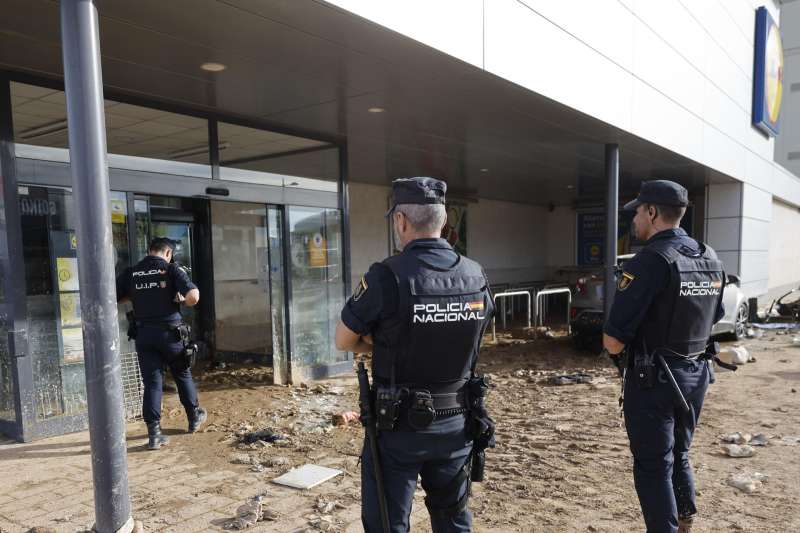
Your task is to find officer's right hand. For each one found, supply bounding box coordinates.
[174,292,185,303]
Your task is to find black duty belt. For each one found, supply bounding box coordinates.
[376,386,468,416]
[137,322,181,331]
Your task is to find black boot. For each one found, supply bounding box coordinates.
[188,407,207,433]
[146,422,169,450]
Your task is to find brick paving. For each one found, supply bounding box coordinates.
[0,423,434,533]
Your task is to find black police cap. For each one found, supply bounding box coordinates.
[623,180,689,211]
[386,177,447,216]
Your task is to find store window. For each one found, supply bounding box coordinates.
[11,82,211,175]
[287,206,346,369]
[218,122,338,191]
[18,186,133,419]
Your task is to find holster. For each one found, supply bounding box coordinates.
[466,375,495,483]
[168,323,197,371]
[126,310,138,341]
[633,351,656,390]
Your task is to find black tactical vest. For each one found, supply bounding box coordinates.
[636,239,724,357]
[130,257,182,324]
[372,243,492,389]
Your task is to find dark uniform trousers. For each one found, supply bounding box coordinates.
[624,358,712,533]
[136,325,199,424]
[361,414,473,533]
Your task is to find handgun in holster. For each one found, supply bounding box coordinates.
[125,310,138,341]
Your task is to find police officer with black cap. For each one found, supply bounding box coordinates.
[335,177,494,533]
[116,237,207,450]
[603,180,726,533]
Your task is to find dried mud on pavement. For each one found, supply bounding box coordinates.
[2,330,799,532]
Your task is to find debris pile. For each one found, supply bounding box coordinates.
[726,472,769,494]
[224,495,280,530]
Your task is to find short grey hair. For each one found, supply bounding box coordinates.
[395,203,447,234]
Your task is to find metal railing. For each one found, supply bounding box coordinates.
[535,287,572,335]
[492,291,531,341]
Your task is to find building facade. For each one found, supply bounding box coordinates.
[0,0,798,441]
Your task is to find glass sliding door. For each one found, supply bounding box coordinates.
[287,206,347,379]
[210,201,273,362]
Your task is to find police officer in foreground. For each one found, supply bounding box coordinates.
[335,177,495,533]
[603,180,725,533]
[116,237,207,450]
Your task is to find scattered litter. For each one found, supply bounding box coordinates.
[761,421,778,428]
[751,323,800,330]
[772,406,790,413]
[750,433,769,446]
[721,432,751,445]
[534,326,556,339]
[315,497,344,514]
[778,436,800,446]
[792,337,800,346]
[745,328,763,339]
[308,515,335,531]
[26,528,58,533]
[225,495,273,529]
[332,411,360,427]
[262,455,291,468]
[272,464,343,490]
[726,472,768,493]
[550,373,595,386]
[230,453,255,465]
[718,346,749,366]
[721,444,756,457]
[250,463,266,473]
[239,428,284,445]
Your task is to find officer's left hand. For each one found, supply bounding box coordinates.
[174,292,185,303]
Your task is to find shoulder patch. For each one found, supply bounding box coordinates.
[353,275,369,301]
[618,271,635,291]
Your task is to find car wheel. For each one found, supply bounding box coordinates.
[733,303,748,340]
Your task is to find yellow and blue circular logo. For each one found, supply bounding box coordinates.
[753,6,784,137]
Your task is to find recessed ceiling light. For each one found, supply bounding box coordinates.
[368,107,385,113]
[567,185,575,189]
[201,62,227,72]
[480,168,489,172]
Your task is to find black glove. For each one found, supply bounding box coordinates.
[603,348,626,377]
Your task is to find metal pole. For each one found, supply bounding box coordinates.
[604,144,619,319]
[60,2,133,532]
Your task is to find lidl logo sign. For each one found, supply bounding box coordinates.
[752,6,783,137]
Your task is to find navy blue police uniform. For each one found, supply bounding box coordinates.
[605,181,725,533]
[116,240,204,442]
[341,177,494,533]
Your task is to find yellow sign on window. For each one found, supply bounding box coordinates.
[308,232,328,268]
[56,257,80,292]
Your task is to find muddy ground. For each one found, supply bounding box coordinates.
[153,328,800,532]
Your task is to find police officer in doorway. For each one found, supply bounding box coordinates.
[117,237,207,450]
[336,177,494,533]
[603,180,725,533]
